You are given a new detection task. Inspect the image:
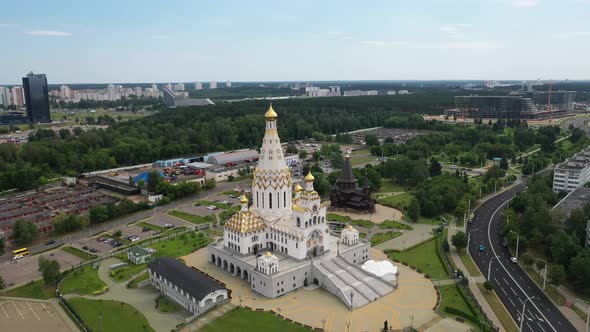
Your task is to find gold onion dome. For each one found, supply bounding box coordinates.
[240,194,248,204]
[304,171,315,182]
[344,153,351,159]
[265,104,277,120]
[347,225,354,230]
[265,251,272,257]
[294,183,303,192]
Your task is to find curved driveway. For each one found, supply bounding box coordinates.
[467,181,576,332]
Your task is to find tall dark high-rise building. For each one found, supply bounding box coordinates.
[22,72,51,123]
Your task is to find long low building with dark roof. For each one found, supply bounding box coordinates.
[148,257,228,317]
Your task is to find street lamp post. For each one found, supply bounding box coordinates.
[536,258,547,290]
[488,256,499,281]
[409,314,414,331]
[519,296,536,332]
[509,230,520,259]
[577,299,590,332]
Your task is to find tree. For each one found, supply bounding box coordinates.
[428,158,442,177]
[38,256,61,286]
[89,205,109,224]
[365,134,379,147]
[0,236,5,254]
[567,250,590,291]
[483,281,494,291]
[298,150,308,160]
[0,274,4,289]
[113,230,122,237]
[286,144,298,154]
[547,264,566,287]
[521,254,534,267]
[12,219,39,245]
[147,171,165,193]
[550,231,581,267]
[407,199,421,222]
[451,231,468,251]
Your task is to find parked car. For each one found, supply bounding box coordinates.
[97,237,105,242]
[103,238,113,244]
[89,248,97,253]
[207,205,218,210]
[510,257,518,263]
[82,245,89,250]
[142,227,151,232]
[153,230,162,235]
[45,240,56,245]
[164,224,173,228]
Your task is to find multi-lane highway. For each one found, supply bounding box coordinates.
[468,181,577,332]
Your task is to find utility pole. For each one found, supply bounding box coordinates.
[519,296,536,331]
[510,230,520,259]
[488,256,499,281]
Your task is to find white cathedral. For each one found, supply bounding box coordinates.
[208,104,395,309]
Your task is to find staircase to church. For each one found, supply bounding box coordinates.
[313,256,395,309]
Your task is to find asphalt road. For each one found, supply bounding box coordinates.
[0,178,248,263]
[467,181,576,332]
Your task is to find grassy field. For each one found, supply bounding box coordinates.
[439,284,482,331]
[62,246,98,260]
[379,220,413,230]
[128,271,149,289]
[476,283,519,332]
[68,297,155,332]
[378,193,414,211]
[414,216,442,225]
[156,295,179,313]
[351,219,374,228]
[458,251,481,277]
[388,237,448,278]
[169,210,216,224]
[370,231,402,246]
[376,180,407,193]
[219,205,241,220]
[350,156,376,166]
[200,307,313,332]
[5,279,55,299]
[326,213,351,223]
[111,263,148,283]
[135,221,164,232]
[60,265,107,295]
[151,232,211,258]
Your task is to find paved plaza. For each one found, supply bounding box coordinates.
[184,247,439,331]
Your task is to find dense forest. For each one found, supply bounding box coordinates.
[0,98,419,191]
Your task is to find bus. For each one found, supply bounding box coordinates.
[12,248,30,259]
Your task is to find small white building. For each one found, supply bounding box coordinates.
[553,145,590,192]
[257,251,279,275]
[149,257,228,317]
[340,225,360,246]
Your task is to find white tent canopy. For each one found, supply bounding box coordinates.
[361,260,398,282]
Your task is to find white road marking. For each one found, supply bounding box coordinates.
[509,298,516,307]
[27,302,40,321]
[486,198,557,332]
[11,301,24,319]
[0,302,8,318]
[537,321,547,332]
[500,287,508,296]
[510,287,518,296]
[42,303,54,318]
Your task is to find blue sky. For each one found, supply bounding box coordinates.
[1,0,589,84]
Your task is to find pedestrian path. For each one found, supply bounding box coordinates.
[181,303,236,331]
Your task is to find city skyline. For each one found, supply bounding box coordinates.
[1,0,590,84]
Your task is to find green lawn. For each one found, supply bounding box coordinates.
[458,251,481,277]
[388,237,448,278]
[351,219,374,228]
[68,297,155,332]
[326,213,351,222]
[379,220,413,230]
[5,279,55,299]
[219,205,241,220]
[378,193,414,211]
[370,231,402,246]
[376,180,408,193]
[156,295,180,313]
[414,216,442,225]
[135,221,164,232]
[350,156,376,166]
[111,263,148,283]
[439,284,485,331]
[60,265,107,295]
[218,190,242,197]
[200,307,312,332]
[198,200,231,209]
[128,271,149,289]
[151,232,211,258]
[476,283,518,332]
[169,210,216,224]
[62,246,98,261]
[359,232,367,239]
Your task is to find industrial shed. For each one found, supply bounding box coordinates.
[206,149,258,165]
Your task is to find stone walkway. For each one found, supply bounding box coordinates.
[66,258,191,332]
[330,204,403,224]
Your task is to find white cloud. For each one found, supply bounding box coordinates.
[512,0,540,7]
[27,30,72,36]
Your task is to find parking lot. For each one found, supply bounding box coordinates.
[0,299,74,332]
[0,250,84,286]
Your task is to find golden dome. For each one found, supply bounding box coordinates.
[265,104,277,120]
[294,183,303,192]
[265,251,272,257]
[347,225,353,230]
[304,171,314,182]
[240,194,248,204]
[344,153,351,159]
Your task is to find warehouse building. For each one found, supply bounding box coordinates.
[148,257,228,317]
[206,149,258,165]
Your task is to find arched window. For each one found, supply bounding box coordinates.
[216,295,224,302]
[297,218,301,227]
[205,299,213,305]
[256,192,259,208]
[283,191,286,207]
[269,193,272,208]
